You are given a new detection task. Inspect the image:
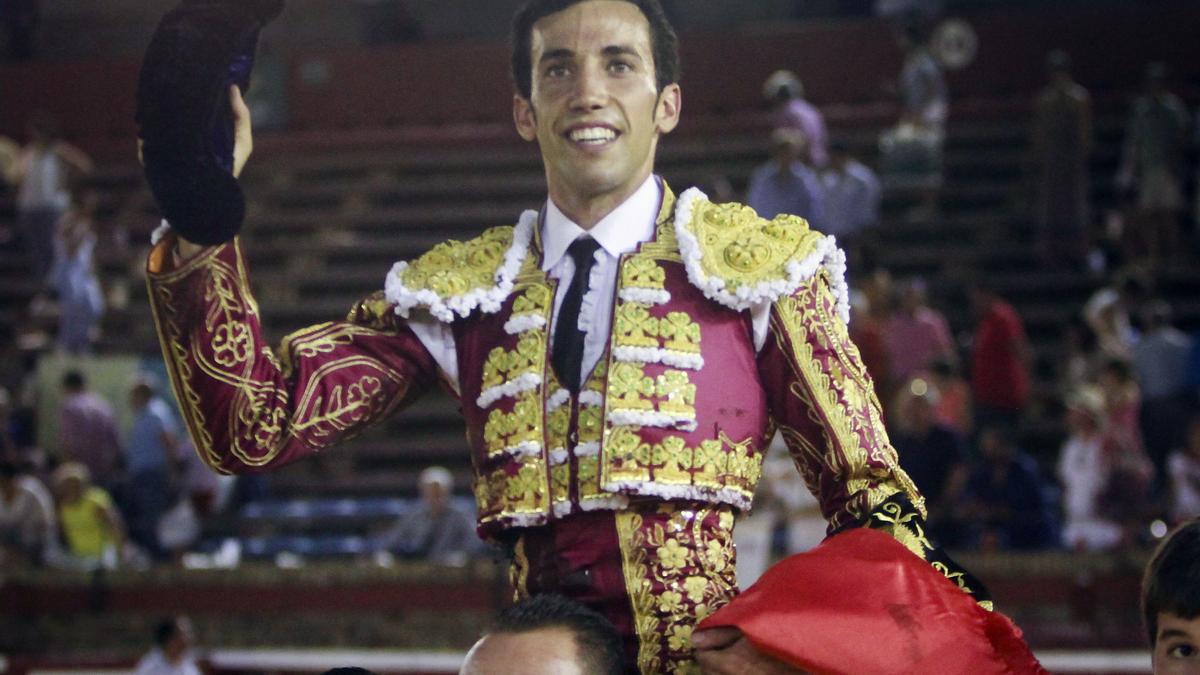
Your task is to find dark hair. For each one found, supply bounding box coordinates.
[62,371,86,390]
[154,617,181,647]
[0,460,16,480]
[321,669,379,675]
[511,0,680,100]
[1143,519,1200,646]
[490,594,623,675]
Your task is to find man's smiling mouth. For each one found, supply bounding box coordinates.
[566,126,620,146]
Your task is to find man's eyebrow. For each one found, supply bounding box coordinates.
[538,48,575,64]
[602,45,643,59]
[1159,629,1195,641]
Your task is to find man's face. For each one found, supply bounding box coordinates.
[460,627,587,675]
[513,0,681,211]
[1154,613,1200,674]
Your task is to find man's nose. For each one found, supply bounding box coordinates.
[570,64,607,110]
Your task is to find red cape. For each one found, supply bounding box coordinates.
[699,528,1047,675]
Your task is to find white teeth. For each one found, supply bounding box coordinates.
[569,127,617,144]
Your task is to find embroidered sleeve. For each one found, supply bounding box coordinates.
[758,271,992,604]
[146,235,440,474]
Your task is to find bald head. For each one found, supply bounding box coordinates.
[461,626,587,675]
[459,594,623,675]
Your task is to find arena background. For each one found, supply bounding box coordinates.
[2,1,1199,673]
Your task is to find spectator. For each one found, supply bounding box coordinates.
[892,378,968,545]
[1134,300,1195,481]
[1166,415,1200,524]
[762,70,828,168]
[134,616,201,675]
[1118,63,1189,266]
[378,466,477,566]
[879,16,947,223]
[1031,50,1092,269]
[52,462,124,568]
[968,281,1031,434]
[1140,519,1200,675]
[1058,387,1123,551]
[58,370,123,491]
[882,277,954,387]
[963,425,1058,551]
[746,127,826,226]
[929,357,972,437]
[461,594,623,675]
[49,188,105,354]
[1097,358,1155,527]
[1083,268,1149,360]
[12,112,93,284]
[820,140,881,253]
[125,378,181,560]
[0,459,57,565]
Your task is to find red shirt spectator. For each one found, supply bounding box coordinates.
[58,371,123,488]
[970,290,1030,412]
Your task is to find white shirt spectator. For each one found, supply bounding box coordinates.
[1168,450,1200,522]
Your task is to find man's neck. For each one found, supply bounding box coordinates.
[548,175,652,230]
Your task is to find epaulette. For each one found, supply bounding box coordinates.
[384,210,538,323]
[673,188,850,323]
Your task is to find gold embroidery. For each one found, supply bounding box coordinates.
[870,501,934,559]
[659,313,701,355]
[656,370,697,419]
[617,505,738,673]
[603,427,762,504]
[615,303,660,349]
[399,225,514,299]
[483,390,542,457]
[773,280,924,528]
[481,332,544,391]
[511,284,552,317]
[622,256,668,292]
[613,305,702,356]
[609,362,657,412]
[682,200,824,292]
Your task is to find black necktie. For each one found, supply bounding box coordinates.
[552,237,602,393]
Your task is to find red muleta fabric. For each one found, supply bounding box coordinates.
[699,528,1047,675]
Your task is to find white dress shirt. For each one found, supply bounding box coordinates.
[407,176,772,394]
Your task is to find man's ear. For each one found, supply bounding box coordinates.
[655,83,682,135]
[513,95,538,142]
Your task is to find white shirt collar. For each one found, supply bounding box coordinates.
[541,175,661,271]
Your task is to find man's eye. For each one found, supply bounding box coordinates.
[1168,643,1197,659]
[546,65,569,78]
[609,61,632,74]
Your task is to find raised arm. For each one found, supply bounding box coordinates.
[145,86,439,474]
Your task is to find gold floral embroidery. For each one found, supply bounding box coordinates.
[512,284,552,317]
[683,200,823,291]
[398,225,514,298]
[481,332,544,391]
[609,362,657,412]
[655,370,696,419]
[659,313,701,355]
[772,280,924,528]
[603,427,763,505]
[622,256,668,292]
[615,303,660,349]
[616,505,738,673]
[482,389,542,457]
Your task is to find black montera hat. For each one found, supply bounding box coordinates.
[136,0,284,246]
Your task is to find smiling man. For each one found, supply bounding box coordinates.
[144,0,1004,672]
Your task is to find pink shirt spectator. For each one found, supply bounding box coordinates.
[773,99,829,168]
[884,307,954,383]
[59,391,122,486]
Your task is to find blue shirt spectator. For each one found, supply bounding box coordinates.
[820,143,881,241]
[747,128,825,226]
[127,396,179,475]
[964,425,1058,550]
